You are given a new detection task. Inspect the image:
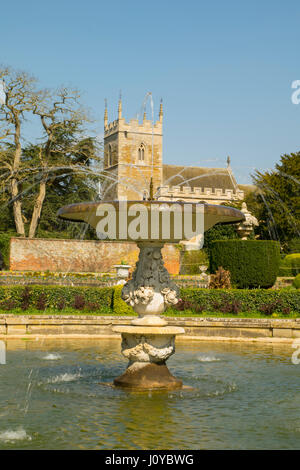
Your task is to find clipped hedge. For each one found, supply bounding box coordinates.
[293,274,300,289]
[112,285,134,315]
[0,285,114,313]
[178,288,300,314]
[279,254,300,277]
[0,285,299,316]
[209,240,280,289]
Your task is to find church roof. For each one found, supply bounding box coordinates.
[162,164,238,192]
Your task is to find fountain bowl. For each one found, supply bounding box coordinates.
[57,201,245,243]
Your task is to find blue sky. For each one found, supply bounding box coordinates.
[1,0,300,183]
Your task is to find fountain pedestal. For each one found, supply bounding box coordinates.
[112,242,184,390]
[113,326,184,389]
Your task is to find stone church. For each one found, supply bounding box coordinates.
[102,98,251,204]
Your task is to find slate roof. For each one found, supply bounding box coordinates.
[162,164,239,192]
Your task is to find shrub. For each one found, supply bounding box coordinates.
[209,267,231,289]
[173,299,205,313]
[36,293,47,311]
[279,254,300,277]
[288,238,300,254]
[0,285,114,312]
[21,286,31,310]
[84,301,99,311]
[0,299,18,310]
[259,301,281,316]
[0,232,16,270]
[57,299,66,311]
[212,299,242,314]
[293,274,300,289]
[0,285,299,316]
[73,295,85,310]
[173,288,300,314]
[209,240,280,288]
[112,286,134,315]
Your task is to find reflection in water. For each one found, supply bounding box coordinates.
[0,338,299,450]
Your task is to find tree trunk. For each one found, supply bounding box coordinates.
[28,179,46,238]
[11,117,25,236]
[10,179,25,236]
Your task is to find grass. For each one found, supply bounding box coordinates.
[165,309,299,319]
[0,307,298,319]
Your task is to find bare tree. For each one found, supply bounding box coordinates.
[0,67,41,236]
[29,87,96,238]
[0,66,102,238]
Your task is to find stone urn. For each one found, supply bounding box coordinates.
[113,264,131,284]
[199,265,210,288]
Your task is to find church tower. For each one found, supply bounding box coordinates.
[103,97,163,200]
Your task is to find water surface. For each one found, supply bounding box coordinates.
[0,338,299,449]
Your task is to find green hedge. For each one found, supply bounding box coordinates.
[293,274,300,289]
[177,288,300,314]
[209,240,280,288]
[288,238,300,254]
[0,285,299,316]
[279,254,300,277]
[0,285,114,313]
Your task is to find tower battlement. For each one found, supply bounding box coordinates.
[104,117,163,137]
[157,185,244,204]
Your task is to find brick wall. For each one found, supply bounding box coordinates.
[9,238,180,274]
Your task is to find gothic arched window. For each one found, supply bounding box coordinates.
[108,144,113,166]
[138,143,145,162]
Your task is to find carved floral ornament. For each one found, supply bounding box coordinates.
[122,245,179,307]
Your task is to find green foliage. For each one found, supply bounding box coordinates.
[0,285,113,313]
[174,288,300,314]
[203,224,239,255]
[278,254,300,277]
[0,285,299,317]
[293,274,300,289]
[209,240,281,288]
[0,285,134,315]
[112,286,135,315]
[288,238,300,254]
[0,232,19,269]
[180,250,209,275]
[245,152,300,246]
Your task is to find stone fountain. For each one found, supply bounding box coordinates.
[58,194,245,390]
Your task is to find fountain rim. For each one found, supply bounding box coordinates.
[57,200,246,226]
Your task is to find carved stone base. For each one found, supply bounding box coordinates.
[113,362,183,390]
[112,326,185,390]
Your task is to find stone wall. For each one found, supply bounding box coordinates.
[9,238,180,274]
[0,315,299,342]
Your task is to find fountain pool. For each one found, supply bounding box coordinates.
[0,338,299,450]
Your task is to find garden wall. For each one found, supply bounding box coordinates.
[1,315,299,342]
[9,238,180,274]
